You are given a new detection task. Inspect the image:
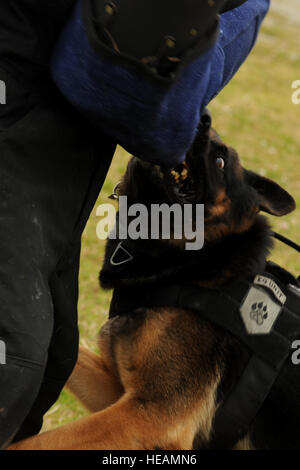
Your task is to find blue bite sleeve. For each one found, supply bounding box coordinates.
[51,0,270,166]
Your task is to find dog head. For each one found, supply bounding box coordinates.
[111,111,295,244]
[101,113,296,289]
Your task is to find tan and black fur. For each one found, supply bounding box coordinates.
[8,112,298,450]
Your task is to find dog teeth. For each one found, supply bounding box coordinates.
[181,168,188,180]
[169,160,190,186]
[171,170,180,182]
[170,166,189,184]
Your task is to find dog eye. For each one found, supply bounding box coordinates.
[216,157,225,170]
[108,182,121,200]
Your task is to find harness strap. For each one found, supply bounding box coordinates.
[110,268,300,370]
[273,231,300,255]
[210,354,279,449]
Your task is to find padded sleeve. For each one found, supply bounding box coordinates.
[51,0,270,167]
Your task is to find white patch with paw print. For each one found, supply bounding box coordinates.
[240,285,284,335]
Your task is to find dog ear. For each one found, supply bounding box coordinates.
[245,170,296,216]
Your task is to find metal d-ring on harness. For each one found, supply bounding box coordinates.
[108,232,300,449]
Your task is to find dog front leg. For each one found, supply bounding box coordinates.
[66,346,123,412]
[8,395,170,450]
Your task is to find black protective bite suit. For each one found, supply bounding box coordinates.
[0,1,115,447]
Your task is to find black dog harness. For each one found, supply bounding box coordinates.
[108,233,300,448]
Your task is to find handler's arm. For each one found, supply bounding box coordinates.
[52,0,270,166]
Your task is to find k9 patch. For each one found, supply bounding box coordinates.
[240,276,286,335]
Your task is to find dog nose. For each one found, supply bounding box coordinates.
[200,108,212,130]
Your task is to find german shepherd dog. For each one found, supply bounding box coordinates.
[9,112,299,450]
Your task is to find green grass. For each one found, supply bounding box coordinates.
[42,10,300,431]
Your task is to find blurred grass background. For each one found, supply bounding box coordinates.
[42,2,300,430]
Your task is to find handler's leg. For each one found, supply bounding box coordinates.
[0,70,115,448]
